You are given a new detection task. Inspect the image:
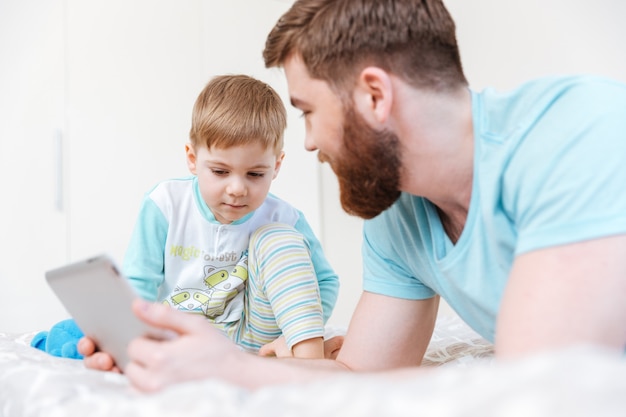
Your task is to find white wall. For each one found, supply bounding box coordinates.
[0,0,315,332]
[321,0,626,326]
[448,0,626,90]
[2,0,625,332]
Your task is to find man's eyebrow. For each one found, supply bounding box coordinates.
[290,96,306,108]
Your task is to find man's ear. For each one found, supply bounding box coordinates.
[272,151,285,179]
[185,143,197,175]
[353,67,393,126]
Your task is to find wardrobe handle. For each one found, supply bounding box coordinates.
[54,129,63,212]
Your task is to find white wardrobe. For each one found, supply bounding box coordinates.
[0,0,320,332]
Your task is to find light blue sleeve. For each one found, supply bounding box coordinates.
[294,213,339,323]
[123,196,169,301]
[505,79,626,255]
[361,203,437,301]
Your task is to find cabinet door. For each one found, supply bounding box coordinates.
[0,0,69,332]
[0,0,323,333]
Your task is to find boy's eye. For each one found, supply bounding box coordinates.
[300,110,310,118]
[211,169,228,176]
[248,172,265,178]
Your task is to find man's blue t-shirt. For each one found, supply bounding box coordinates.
[362,75,626,342]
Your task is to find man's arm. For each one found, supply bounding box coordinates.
[124,291,439,391]
[337,292,439,370]
[495,234,626,357]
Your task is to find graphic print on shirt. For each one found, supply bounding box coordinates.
[163,254,249,319]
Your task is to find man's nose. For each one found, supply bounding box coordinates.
[304,134,318,152]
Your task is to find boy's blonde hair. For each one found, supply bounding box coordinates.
[190,75,286,154]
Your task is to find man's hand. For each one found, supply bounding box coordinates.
[78,336,121,373]
[123,299,249,392]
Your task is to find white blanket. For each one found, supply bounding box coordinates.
[1,316,624,417]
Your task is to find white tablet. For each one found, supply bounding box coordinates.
[45,254,164,370]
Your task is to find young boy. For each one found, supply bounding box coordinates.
[34,75,339,361]
[122,74,338,358]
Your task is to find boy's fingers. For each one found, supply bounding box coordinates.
[259,337,290,357]
[324,335,344,359]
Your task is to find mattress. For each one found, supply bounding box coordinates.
[1,315,624,417]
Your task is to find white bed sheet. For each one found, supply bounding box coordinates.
[1,315,625,417]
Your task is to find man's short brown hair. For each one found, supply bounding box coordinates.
[264,0,467,93]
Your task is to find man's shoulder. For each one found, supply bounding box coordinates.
[476,75,626,142]
[481,75,626,109]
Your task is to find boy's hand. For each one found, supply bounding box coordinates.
[323,335,344,360]
[258,336,290,357]
[78,336,121,373]
[258,335,344,359]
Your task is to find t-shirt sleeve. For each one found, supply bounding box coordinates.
[505,79,626,255]
[362,213,436,300]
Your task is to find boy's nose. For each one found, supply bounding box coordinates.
[226,178,246,196]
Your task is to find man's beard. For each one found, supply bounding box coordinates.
[320,107,402,219]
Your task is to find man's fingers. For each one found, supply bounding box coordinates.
[77,336,96,356]
[83,351,118,372]
[125,360,166,392]
[132,299,206,336]
[78,337,119,372]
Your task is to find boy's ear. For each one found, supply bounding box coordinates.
[185,143,197,174]
[353,67,393,126]
[272,151,285,179]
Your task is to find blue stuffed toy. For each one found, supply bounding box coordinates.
[30,318,85,359]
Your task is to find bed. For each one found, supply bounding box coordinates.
[1,315,625,417]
